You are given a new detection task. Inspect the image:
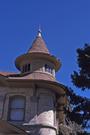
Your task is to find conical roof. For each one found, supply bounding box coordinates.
[15,29,61,71]
[28,30,50,54]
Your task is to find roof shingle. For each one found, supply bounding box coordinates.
[28,34,50,54]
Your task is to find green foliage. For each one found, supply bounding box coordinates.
[71,44,90,90]
[67,44,90,132]
[66,87,90,128]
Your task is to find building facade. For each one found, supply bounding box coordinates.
[0,30,67,135]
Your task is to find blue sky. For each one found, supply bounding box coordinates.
[0,0,90,98]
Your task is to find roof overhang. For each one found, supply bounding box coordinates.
[7,78,66,95]
[15,53,61,71]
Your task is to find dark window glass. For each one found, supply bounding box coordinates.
[28,64,30,71]
[8,96,25,121]
[45,64,49,72]
[22,64,30,73]
[22,66,25,73]
[25,65,28,72]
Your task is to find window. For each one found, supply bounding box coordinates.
[45,64,53,74]
[22,66,25,73]
[8,96,25,121]
[45,64,50,72]
[22,64,31,73]
[25,65,28,72]
[28,64,30,71]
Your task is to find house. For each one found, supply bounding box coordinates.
[0,29,68,135]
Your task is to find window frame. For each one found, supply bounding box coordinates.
[8,95,26,122]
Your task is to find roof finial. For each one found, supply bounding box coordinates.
[37,25,42,37]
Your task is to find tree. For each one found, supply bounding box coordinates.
[66,88,90,129]
[71,44,90,90]
[58,44,90,135]
[69,44,90,132]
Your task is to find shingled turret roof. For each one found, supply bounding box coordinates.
[27,29,50,54]
[15,29,61,71]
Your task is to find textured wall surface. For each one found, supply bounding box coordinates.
[0,86,57,135]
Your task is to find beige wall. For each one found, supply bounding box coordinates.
[0,85,58,135]
[0,86,56,126]
[20,59,55,77]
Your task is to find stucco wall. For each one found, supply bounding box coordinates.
[0,86,57,135]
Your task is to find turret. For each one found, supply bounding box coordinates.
[15,30,60,79]
[0,29,67,135]
[14,30,66,135]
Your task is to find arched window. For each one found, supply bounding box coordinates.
[8,96,25,121]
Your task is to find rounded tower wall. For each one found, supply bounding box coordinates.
[24,87,57,135]
[36,90,55,126]
[20,59,56,77]
[28,88,56,126]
